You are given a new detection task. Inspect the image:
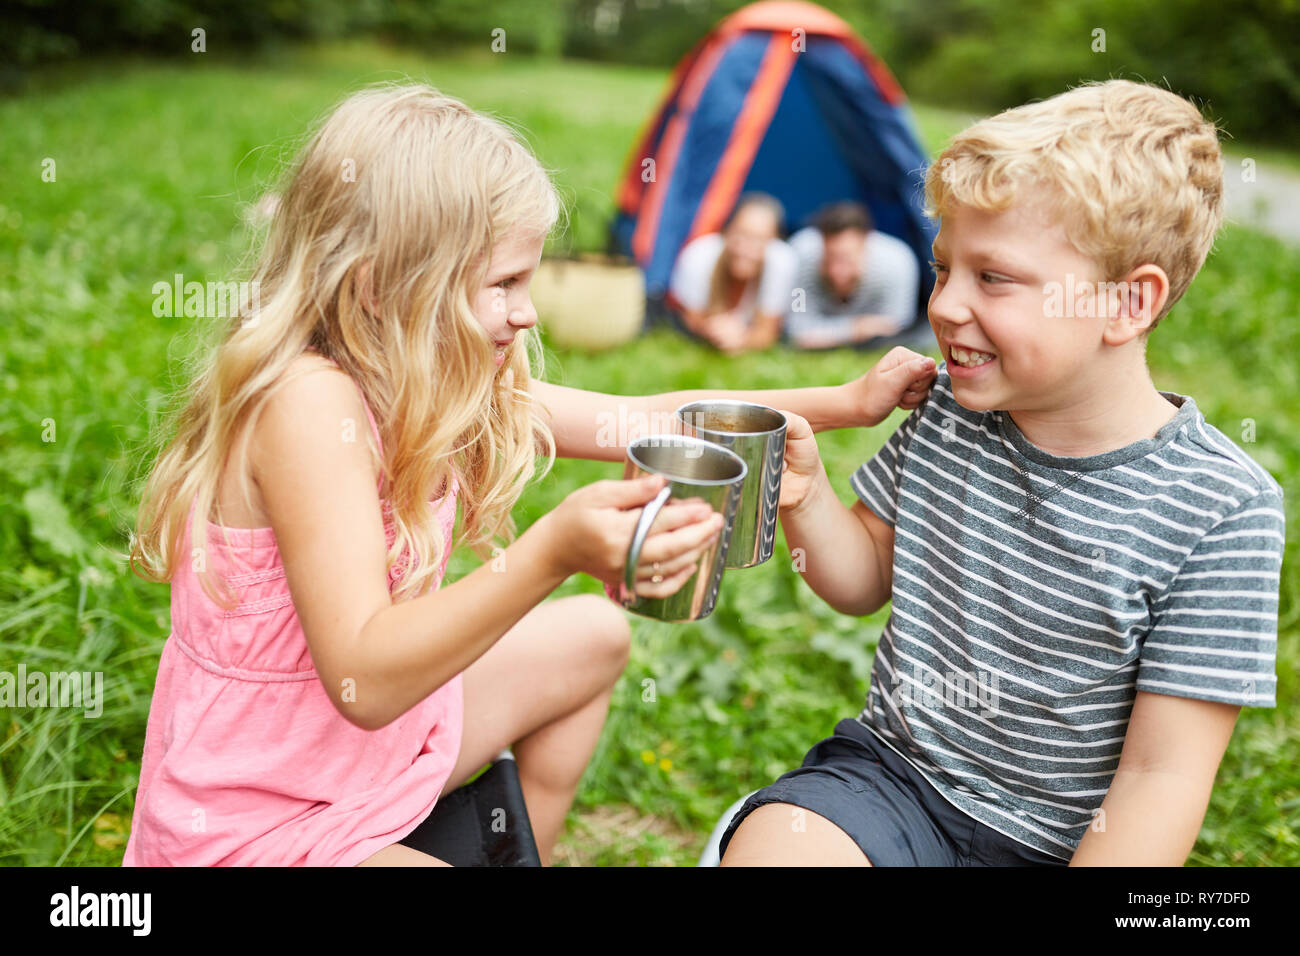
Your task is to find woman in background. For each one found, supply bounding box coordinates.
[667,193,797,354]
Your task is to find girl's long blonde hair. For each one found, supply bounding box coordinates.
[130,83,560,604]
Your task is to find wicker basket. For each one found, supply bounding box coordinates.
[531,255,645,350]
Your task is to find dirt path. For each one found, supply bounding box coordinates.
[1222,154,1300,244]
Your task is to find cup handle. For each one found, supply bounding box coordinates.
[623,483,673,600]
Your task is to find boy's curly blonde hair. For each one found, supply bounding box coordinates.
[925,79,1224,326]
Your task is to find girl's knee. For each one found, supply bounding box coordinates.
[572,593,631,674]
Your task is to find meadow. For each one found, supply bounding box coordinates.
[1,40,1296,866]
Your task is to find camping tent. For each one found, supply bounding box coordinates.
[610,0,936,328]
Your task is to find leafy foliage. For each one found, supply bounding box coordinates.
[3,1,1297,146]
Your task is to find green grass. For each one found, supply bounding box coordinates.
[1,39,1296,866]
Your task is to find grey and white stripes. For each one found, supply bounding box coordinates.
[848,365,1285,860]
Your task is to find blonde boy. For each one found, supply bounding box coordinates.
[719,80,1286,866]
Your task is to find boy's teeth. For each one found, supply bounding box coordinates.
[951,346,995,367]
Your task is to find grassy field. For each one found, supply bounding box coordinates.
[1,39,1296,867]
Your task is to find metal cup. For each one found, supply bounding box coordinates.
[675,400,787,568]
[617,434,747,622]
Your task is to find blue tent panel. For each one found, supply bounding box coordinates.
[641,32,768,296]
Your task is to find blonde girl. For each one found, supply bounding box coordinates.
[124,83,936,867]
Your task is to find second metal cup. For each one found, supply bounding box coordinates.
[675,400,787,568]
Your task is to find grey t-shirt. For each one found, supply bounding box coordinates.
[850,365,1285,861]
[786,227,920,345]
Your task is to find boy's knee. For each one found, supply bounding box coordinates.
[721,803,873,867]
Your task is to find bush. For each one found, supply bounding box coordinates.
[4,0,1296,146]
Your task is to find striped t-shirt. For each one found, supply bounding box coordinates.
[849,364,1286,861]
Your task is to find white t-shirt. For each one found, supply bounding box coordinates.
[668,233,798,324]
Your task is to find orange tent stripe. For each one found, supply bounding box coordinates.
[687,33,798,242]
[718,1,853,40]
[616,35,710,214]
[631,34,732,265]
[843,35,905,106]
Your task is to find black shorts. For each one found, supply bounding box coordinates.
[718,718,1070,867]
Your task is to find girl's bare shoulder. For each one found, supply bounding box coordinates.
[251,355,379,481]
[215,354,375,527]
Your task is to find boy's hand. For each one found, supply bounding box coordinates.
[775,411,825,515]
[850,346,937,426]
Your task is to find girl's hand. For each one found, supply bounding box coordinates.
[776,411,826,516]
[850,346,937,426]
[544,474,725,599]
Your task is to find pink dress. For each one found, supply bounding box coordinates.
[123,374,463,866]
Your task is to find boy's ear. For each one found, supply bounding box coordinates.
[1103,263,1169,345]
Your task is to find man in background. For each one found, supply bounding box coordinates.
[785,202,921,350]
